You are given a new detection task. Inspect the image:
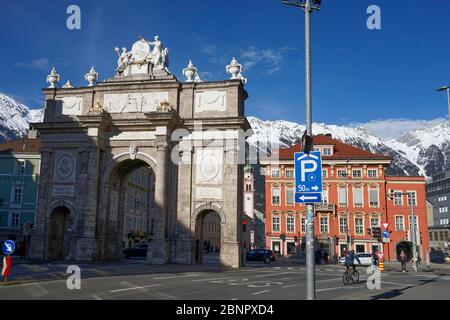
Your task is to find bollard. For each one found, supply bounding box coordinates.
[378,261,384,272]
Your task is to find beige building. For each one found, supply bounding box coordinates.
[28,36,250,268]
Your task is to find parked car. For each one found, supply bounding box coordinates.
[339,253,373,266]
[124,244,148,258]
[246,249,276,264]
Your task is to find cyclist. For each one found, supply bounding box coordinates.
[344,250,362,271]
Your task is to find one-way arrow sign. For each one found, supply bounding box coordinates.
[295,192,322,203]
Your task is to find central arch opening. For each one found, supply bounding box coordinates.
[194,210,222,265]
[104,158,156,260]
[48,206,71,261]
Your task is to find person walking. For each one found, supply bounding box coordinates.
[400,250,408,272]
[372,250,379,267]
[323,251,329,265]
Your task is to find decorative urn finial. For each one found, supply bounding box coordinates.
[62,80,74,88]
[194,72,203,83]
[46,67,60,88]
[183,60,197,82]
[226,57,243,81]
[84,66,99,87]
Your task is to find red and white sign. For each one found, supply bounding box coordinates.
[376,252,384,260]
[382,223,389,230]
[1,256,12,277]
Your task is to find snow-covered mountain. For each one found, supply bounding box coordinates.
[0,93,44,143]
[385,121,450,178]
[247,116,429,178]
[1,92,448,180]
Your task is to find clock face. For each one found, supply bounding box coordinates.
[131,40,150,61]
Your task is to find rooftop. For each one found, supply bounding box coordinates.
[0,137,42,154]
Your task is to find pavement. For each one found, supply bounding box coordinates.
[1,258,450,300]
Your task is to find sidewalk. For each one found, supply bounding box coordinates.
[383,261,450,273]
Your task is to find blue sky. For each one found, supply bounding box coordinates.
[1,0,449,139]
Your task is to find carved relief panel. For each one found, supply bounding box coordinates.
[194,90,227,112]
[61,97,83,116]
[103,92,169,113]
[53,151,77,183]
[195,149,223,185]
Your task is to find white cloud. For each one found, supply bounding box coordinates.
[15,58,50,70]
[241,46,295,75]
[350,117,446,141]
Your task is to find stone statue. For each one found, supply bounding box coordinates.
[129,145,138,160]
[114,47,132,74]
[145,36,169,71]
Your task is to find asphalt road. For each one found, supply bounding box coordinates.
[1,263,450,300]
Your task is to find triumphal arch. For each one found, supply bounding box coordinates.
[29,36,250,268]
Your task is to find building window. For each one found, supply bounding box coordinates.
[368,169,377,178]
[395,216,405,231]
[394,192,402,206]
[355,244,365,253]
[271,169,280,178]
[323,148,332,156]
[353,187,363,207]
[301,217,306,232]
[429,231,433,241]
[246,184,252,192]
[285,169,294,178]
[15,160,26,175]
[338,187,347,206]
[272,216,280,232]
[9,212,20,228]
[370,217,380,227]
[320,217,329,233]
[355,217,364,235]
[272,188,281,205]
[337,169,347,178]
[369,188,379,207]
[339,216,348,233]
[286,216,295,233]
[11,186,23,203]
[322,169,327,178]
[352,169,362,178]
[286,189,295,205]
[407,192,417,206]
[322,188,328,204]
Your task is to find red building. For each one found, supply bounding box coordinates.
[260,134,429,262]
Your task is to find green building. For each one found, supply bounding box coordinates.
[0,137,41,244]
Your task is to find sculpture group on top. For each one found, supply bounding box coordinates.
[115,35,170,77]
[45,35,247,89]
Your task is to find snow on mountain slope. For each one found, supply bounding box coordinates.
[247,116,421,177]
[385,121,450,178]
[0,93,44,143]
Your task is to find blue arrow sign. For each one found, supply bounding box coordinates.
[2,240,15,255]
[296,192,322,203]
[383,231,390,238]
[295,151,323,193]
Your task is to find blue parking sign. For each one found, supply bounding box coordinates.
[295,151,323,193]
[2,240,15,255]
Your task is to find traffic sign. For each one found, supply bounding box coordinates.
[383,230,390,238]
[295,151,323,193]
[376,252,384,260]
[296,192,322,203]
[1,240,15,255]
[382,223,389,230]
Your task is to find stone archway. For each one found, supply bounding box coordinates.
[48,206,71,261]
[194,210,222,265]
[396,241,413,260]
[101,155,157,261]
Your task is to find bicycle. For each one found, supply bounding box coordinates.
[342,265,360,285]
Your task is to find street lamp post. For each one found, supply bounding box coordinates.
[436,86,450,122]
[388,192,419,272]
[282,0,322,301]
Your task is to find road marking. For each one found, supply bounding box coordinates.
[93,294,102,300]
[287,267,294,270]
[192,277,232,282]
[381,281,416,287]
[274,267,281,269]
[254,272,296,278]
[231,298,238,300]
[153,274,199,280]
[317,278,342,283]
[282,284,298,288]
[253,290,270,295]
[110,283,162,293]
[317,286,346,292]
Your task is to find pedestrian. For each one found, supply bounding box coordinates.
[400,250,407,272]
[323,251,329,264]
[372,250,379,266]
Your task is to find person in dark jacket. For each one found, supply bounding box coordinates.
[399,250,408,272]
[345,250,361,271]
[372,250,379,266]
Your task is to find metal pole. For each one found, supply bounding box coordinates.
[304,0,316,301]
[409,192,419,272]
[447,88,450,123]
